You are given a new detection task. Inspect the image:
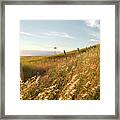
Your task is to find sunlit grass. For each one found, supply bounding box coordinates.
[20,44,100,100]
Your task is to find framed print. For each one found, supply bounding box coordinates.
[0,0,119,119]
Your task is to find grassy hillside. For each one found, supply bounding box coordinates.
[20,44,100,100]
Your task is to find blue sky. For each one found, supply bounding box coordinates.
[20,20,100,54]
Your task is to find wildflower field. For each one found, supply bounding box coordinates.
[20,44,100,100]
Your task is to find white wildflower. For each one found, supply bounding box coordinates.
[72,66,75,69]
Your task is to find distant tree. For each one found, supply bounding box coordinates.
[54,47,57,55]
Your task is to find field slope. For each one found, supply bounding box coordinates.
[20,44,100,100]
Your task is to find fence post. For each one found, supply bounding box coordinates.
[64,50,67,59]
[77,48,80,53]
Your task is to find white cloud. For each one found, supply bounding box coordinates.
[20,32,45,38]
[38,31,74,39]
[90,39,98,42]
[85,20,100,28]
[20,31,74,39]
[90,33,97,37]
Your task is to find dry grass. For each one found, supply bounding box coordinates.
[20,44,100,100]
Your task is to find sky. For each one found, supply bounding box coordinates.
[20,20,100,56]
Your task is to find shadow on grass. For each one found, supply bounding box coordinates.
[23,65,47,82]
